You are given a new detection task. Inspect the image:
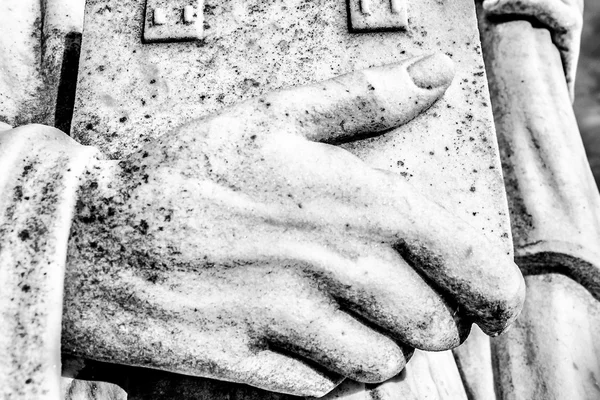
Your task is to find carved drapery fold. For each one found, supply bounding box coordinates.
[478,2,600,398]
[0,0,85,130]
[0,125,100,399]
[480,12,600,301]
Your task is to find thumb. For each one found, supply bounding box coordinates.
[256,52,455,144]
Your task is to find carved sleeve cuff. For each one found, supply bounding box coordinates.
[480,0,584,101]
[0,125,101,400]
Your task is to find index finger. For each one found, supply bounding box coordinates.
[277,143,526,336]
[362,169,526,336]
[236,53,455,144]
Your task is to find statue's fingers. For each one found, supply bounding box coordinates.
[261,143,525,337]
[392,213,526,337]
[235,350,343,397]
[93,298,343,397]
[268,239,469,351]
[166,54,453,164]
[228,53,454,144]
[264,291,409,384]
[358,170,526,336]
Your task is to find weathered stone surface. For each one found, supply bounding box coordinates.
[452,326,496,400]
[0,0,45,126]
[492,274,600,400]
[575,0,600,187]
[62,350,471,400]
[41,0,86,132]
[72,0,512,283]
[0,122,13,132]
[347,0,408,32]
[143,0,204,43]
[0,0,85,130]
[478,3,600,399]
[479,5,600,304]
[4,0,599,399]
[481,0,583,100]
[64,0,516,397]
[0,125,100,400]
[61,377,127,400]
[324,350,469,400]
[72,0,510,242]
[62,58,524,396]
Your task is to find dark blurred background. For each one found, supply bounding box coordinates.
[576,0,600,187]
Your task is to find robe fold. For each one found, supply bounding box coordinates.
[0,125,100,399]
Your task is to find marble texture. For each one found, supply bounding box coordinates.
[575,0,600,187]
[70,0,515,285]
[479,5,600,305]
[2,0,599,399]
[0,125,100,400]
[71,0,512,257]
[492,274,600,400]
[0,0,46,126]
[452,326,496,400]
[64,0,519,397]
[478,3,600,399]
[62,56,524,396]
[481,0,583,100]
[0,0,85,129]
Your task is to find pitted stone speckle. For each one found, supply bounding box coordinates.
[0,125,100,400]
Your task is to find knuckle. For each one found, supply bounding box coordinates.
[352,342,405,383]
[478,263,526,334]
[494,263,526,314]
[406,307,465,351]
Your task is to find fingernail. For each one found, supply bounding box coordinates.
[407,53,455,89]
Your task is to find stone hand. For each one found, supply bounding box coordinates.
[63,53,525,397]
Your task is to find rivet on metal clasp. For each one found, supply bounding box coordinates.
[348,0,408,32]
[143,0,204,43]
